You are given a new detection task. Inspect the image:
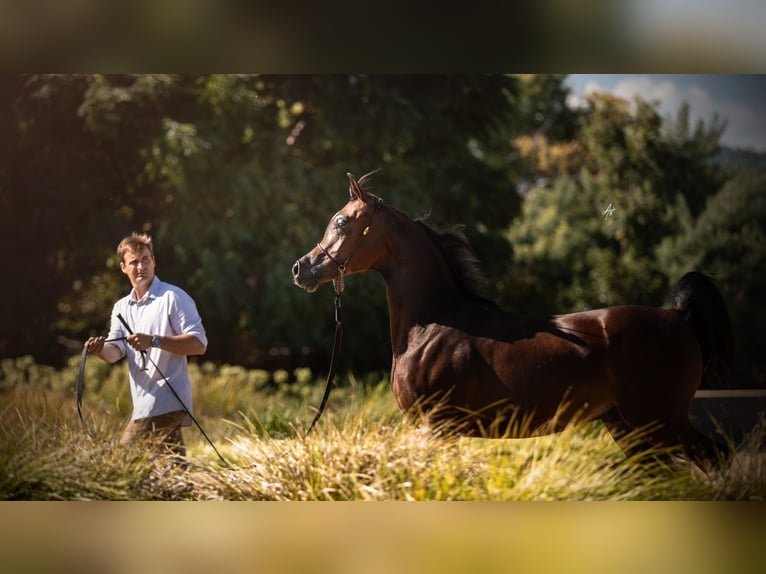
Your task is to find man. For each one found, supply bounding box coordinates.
[85,232,207,457]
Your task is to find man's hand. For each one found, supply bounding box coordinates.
[126,333,152,352]
[85,336,106,354]
[85,336,123,364]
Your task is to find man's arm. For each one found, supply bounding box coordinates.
[85,337,124,364]
[126,333,207,356]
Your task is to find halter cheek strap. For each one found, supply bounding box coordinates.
[317,197,383,295]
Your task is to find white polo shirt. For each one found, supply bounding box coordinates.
[106,276,208,423]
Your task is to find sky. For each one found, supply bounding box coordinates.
[565,75,766,152]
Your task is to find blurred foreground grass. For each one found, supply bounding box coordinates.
[1,355,765,501]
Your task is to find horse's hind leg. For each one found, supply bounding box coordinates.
[600,408,673,463]
[665,421,728,468]
[603,407,726,468]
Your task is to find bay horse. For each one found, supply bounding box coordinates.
[292,171,735,464]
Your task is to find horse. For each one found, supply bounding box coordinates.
[291,171,735,465]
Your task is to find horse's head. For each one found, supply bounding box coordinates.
[292,171,384,293]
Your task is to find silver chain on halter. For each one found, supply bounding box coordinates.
[333,264,346,295]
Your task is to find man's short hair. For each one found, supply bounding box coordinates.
[117,232,154,262]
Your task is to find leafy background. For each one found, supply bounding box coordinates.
[1,74,764,388]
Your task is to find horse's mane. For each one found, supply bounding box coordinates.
[416,220,489,301]
[357,169,489,301]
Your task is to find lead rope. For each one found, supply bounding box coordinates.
[307,197,381,434]
[75,304,341,471]
[306,266,344,434]
[76,335,126,432]
[77,201,377,470]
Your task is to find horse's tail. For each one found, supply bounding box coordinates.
[670,272,735,384]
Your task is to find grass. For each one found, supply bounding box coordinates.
[1,355,764,501]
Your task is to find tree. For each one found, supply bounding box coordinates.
[658,167,766,387]
[506,90,727,314]
[0,75,146,363]
[1,74,523,373]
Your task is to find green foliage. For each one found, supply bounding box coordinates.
[513,74,580,142]
[1,74,763,388]
[1,74,521,372]
[658,167,766,386]
[507,90,730,312]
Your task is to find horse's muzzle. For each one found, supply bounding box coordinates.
[292,257,320,293]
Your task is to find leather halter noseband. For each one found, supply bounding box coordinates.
[316,197,383,295]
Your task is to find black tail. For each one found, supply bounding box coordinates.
[670,272,735,385]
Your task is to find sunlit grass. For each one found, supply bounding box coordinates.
[1,356,764,500]
[185,415,714,501]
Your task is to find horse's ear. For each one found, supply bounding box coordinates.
[347,172,366,201]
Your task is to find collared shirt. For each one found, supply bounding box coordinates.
[106,276,207,423]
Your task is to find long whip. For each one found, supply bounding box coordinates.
[116,313,229,466]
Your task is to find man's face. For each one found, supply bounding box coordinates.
[120,246,156,292]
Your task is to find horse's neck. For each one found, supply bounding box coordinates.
[375,218,468,354]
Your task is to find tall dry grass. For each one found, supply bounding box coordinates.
[1,356,764,500]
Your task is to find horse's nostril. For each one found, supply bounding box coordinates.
[292,261,300,278]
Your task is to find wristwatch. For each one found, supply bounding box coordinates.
[151,335,162,348]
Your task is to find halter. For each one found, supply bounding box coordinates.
[304,197,383,435]
[316,197,383,295]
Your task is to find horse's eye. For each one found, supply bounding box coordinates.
[334,215,349,229]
